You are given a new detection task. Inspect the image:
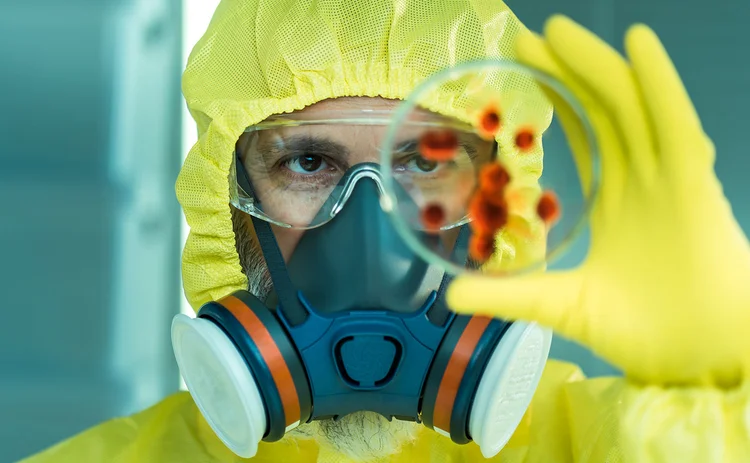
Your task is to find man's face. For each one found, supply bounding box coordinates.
[236,97,399,261]
[230,97,494,461]
[231,98,424,461]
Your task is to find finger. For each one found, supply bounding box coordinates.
[515,30,567,84]
[625,24,708,166]
[515,31,594,197]
[544,16,656,179]
[446,270,586,342]
[516,30,627,236]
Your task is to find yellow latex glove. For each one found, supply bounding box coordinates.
[447,16,750,388]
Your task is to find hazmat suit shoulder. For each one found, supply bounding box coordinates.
[19,359,619,463]
[21,361,750,462]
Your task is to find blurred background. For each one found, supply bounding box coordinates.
[0,0,747,461]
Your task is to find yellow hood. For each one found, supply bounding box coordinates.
[177,0,551,310]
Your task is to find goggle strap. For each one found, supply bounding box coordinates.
[235,151,257,201]
[428,224,472,327]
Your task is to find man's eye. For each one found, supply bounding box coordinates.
[411,156,438,172]
[399,155,442,174]
[284,154,329,174]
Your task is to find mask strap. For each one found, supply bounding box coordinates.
[235,150,256,202]
[236,150,309,325]
[428,224,472,326]
[251,215,310,326]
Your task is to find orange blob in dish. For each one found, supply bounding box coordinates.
[514,127,536,152]
[469,193,508,235]
[479,163,511,199]
[421,203,446,232]
[418,130,459,162]
[469,233,496,263]
[536,190,561,226]
[476,103,502,140]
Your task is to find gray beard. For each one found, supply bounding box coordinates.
[231,207,274,302]
[286,411,422,462]
[231,208,421,461]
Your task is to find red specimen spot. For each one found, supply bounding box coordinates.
[421,203,446,231]
[479,163,511,199]
[537,190,561,226]
[469,233,496,263]
[515,128,536,152]
[469,193,508,235]
[419,130,459,162]
[476,103,502,140]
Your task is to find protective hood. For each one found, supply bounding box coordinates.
[177,0,552,311]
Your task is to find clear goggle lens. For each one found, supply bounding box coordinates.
[230,111,497,230]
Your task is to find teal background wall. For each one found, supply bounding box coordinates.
[0,1,184,461]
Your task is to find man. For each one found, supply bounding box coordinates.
[22,0,750,462]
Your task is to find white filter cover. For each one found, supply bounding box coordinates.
[468,321,552,458]
[171,314,267,458]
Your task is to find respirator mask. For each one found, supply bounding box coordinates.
[171,104,553,459]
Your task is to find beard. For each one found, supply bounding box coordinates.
[231,208,422,461]
[287,411,422,462]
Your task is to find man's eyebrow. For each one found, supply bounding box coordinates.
[257,135,351,158]
[393,137,480,158]
[393,139,419,153]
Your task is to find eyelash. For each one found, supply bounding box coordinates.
[276,152,343,181]
[271,141,482,176]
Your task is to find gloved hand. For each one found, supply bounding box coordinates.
[447,16,750,388]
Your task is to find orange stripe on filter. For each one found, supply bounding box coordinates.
[432,316,492,434]
[220,295,301,427]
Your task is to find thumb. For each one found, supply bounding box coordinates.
[446,270,585,340]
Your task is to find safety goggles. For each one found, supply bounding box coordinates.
[230,109,498,230]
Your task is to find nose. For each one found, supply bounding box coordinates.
[328,163,388,218]
[284,162,441,315]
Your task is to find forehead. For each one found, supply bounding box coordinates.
[247,96,467,150]
[285,96,401,116]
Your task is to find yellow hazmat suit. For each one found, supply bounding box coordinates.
[22,1,750,462]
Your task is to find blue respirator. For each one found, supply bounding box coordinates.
[172,157,552,459]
